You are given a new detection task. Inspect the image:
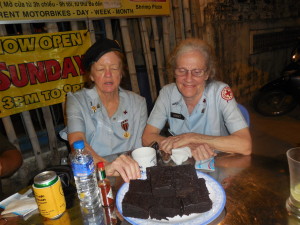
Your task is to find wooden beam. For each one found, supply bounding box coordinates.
[120,18,140,94]
[104,19,113,39]
[139,18,157,101]
[151,17,166,88]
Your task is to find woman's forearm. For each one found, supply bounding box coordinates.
[172,128,252,155]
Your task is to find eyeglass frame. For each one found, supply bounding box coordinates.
[174,67,207,78]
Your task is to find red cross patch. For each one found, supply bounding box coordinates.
[221,86,234,102]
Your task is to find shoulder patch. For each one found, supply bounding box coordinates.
[221,86,234,102]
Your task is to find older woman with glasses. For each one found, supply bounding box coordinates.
[142,38,252,161]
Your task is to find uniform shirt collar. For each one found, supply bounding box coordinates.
[86,86,124,100]
[170,84,184,106]
[85,86,125,114]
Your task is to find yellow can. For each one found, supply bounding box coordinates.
[32,171,66,219]
[43,211,71,225]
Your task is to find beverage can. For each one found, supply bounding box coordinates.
[43,211,71,225]
[32,171,66,219]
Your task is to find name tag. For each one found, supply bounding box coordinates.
[170,112,185,120]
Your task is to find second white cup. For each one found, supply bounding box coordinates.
[132,147,157,173]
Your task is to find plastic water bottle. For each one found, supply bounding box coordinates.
[80,204,105,225]
[71,140,101,209]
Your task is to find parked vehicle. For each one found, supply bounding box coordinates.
[253,42,300,116]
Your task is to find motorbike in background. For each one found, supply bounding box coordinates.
[253,42,300,116]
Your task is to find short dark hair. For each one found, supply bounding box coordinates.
[82,38,122,72]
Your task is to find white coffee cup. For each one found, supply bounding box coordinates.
[132,147,157,173]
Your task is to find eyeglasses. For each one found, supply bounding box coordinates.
[175,68,207,77]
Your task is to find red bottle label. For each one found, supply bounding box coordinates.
[99,182,114,207]
[103,204,118,225]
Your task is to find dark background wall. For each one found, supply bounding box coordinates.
[202,0,300,103]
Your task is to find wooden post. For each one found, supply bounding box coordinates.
[190,0,199,38]
[17,23,48,168]
[166,0,176,51]
[45,22,58,33]
[172,0,183,44]
[2,117,20,150]
[183,0,192,38]
[43,22,60,165]
[0,25,6,36]
[22,111,45,170]
[162,17,174,84]
[162,17,171,63]
[86,19,96,43]
[104,19,113,39]
[139,18,157,101]
[120,18,140,94]
[198,0,205,39]
[70,21,79,30]
[68,21,79,124]
[151,17,166,88]
[42,107,60,164]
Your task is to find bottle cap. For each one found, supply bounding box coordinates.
[73,140,84,149]
[97,162,105,168]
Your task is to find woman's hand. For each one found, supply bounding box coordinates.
[160,133,216,161]
[189,143,216,161]
[159,135,181,154]
[105,155,141,183]
[159,133,198,154]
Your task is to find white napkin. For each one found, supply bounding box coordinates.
[0,188,38,217]
[171,147,192,165]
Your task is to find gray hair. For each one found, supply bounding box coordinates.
[168,38,217,83]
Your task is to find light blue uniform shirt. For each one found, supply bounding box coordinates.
[147,81,247,136]
[61,87,147,157]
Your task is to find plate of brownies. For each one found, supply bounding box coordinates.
[116,164,226,225]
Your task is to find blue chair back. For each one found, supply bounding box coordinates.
[238,104,250,126]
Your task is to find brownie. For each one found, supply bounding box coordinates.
[150,197,182,220]
[122,165,213,220]
[181,193,213,215]
[127,179,152,195]
[196,178,210,196]
[173,164,198,179]
[146,166,153,179]
[149,166,175,197]
[181,177,212,215]
[122,192,154,219]
[173,164,198,197]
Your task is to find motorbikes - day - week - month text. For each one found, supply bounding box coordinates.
[0,1,165,19]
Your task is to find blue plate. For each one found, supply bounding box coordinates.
[116,171,226,225]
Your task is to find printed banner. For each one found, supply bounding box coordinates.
[0,0,170,24]
[0,30,90,118]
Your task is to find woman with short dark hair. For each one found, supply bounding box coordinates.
[61,38,147,182]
